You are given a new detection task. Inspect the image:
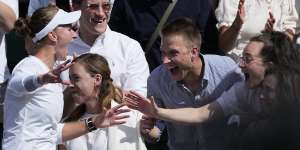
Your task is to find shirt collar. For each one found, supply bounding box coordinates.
[171,54,209,89]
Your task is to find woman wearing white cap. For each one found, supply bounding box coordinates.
[2,5,129,150]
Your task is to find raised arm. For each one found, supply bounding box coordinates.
[124,91,224,124]
[218,0,245,53]
[0,1,17,32]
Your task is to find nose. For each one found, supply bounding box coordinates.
[162,55,171,64]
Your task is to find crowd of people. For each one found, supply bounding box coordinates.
[0,0,300,150]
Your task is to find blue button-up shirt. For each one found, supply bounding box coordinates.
[148,54,244,150]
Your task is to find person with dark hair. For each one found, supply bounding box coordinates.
[240,65,300,150]
[124,31,300,147]
[58,53,146,150]
[109,0,222,71]
[126,17,243,150]
[2,6,129,150]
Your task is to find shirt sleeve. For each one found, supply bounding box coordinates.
[215,0,239,29]
[7,70,43,97]
[281,0,299,33]
[216,81,245,116]
[123,40,149,97]
[55,123,64,144]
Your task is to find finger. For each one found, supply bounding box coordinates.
[124,97,139,105]
[111,120,127,125]
[111,103,126,111]
[115,108,131,115]
[114,114,130,120]
[129,90,145,99]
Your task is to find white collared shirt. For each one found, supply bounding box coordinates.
[68,27,149,96]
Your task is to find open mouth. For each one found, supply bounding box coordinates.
[92,17,105,24]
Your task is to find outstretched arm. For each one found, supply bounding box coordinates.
[62,104,130,142]
[124,91,224,124]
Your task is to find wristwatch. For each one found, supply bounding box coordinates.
[85,117,97,132]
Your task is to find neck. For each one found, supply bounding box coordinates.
[34,45,56,69]
[85,98,102,114]
[183,57,203,92]
[79,28,100,46]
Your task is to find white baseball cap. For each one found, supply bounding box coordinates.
[32,9,81,43]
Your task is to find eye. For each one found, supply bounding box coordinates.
[87,3,99,9]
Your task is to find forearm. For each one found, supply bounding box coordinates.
[219,23,242,53]
[0,1,17,32]
[62,121,88,142]
[156,102,223,124]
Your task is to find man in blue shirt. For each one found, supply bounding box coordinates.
[109,0,222,71]
[135,18,243,150]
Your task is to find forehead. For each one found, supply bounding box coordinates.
[161,34,187,51]
[70,62,86,73]
[243,41,264,57]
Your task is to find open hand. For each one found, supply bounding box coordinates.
[94,104,130,128]
[124,91,159,117]
[38,59,73,85]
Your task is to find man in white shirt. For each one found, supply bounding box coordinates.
[0,0,18,145]
[65,0,149,112]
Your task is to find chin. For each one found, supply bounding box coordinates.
[246,79,261,88]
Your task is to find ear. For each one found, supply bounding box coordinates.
[94,74,102,86]
[190,47,199,60]
[47,31,58,42]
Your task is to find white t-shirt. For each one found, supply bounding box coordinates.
[215,0,299,56]
[3,56,64,150]
[68,27,149,97]
[0,0,19,83]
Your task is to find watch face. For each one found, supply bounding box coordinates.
[86,117,97,132]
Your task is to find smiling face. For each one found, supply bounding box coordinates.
[239,41,270,88]
[161,34,198,81]
[79,0,112,36]
[69,62,102,104]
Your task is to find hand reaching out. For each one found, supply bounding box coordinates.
[124,91,159,118]
[38,59,73,85]
[93,104,130,128]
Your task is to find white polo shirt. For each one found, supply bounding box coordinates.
[68,27,149,97]
[3,56,64,150]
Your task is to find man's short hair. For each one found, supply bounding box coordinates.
[161,17,202,49]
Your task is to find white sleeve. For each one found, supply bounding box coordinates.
[1,0,19,18]
[122,41,149,97]
[281,0,299,33]
[215,0,239,29]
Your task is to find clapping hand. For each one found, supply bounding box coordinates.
[124,91,159,118]
[233,0,246,28]
[264,12,275,32]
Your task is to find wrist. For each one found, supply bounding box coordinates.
[37,75,44,85]
[85,117,97,132]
